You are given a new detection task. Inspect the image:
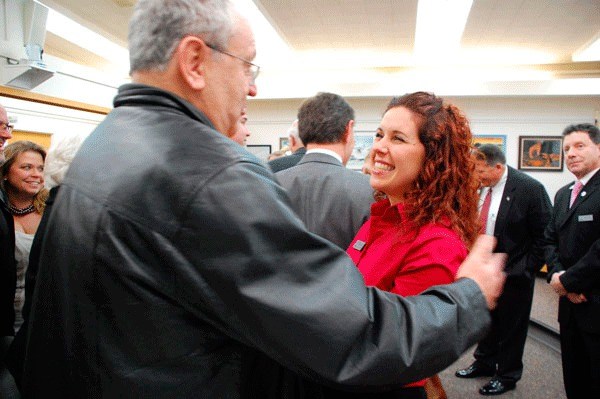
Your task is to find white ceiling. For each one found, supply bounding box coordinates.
[34,0,600,99]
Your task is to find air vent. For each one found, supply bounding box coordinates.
[111,0,137,7]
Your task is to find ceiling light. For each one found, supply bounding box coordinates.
[572,32,600,62]
[414,0,473,62]
[231,0,290,66]
[45,8,129,72]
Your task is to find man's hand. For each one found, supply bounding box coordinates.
[550,271,567,296]
[566,293,587,304]
[456,235,506,310]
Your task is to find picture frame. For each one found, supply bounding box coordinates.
[10,130,52,149]
[279,137,289,150]
[347,132,374,170]
[247,144,272,162]
[518,136,564,171]
[473,134,507,153]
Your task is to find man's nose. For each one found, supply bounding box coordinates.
[248,82,257,97]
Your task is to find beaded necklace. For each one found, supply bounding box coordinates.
[8,203,35,216]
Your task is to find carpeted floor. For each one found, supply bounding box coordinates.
[438,276,566,398]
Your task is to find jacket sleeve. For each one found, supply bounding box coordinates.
[544,191,564,282]
[527,181,553,273]
[176,160,491,388]
[560,238,600,294]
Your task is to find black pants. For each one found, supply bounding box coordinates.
[560,316,600,399]
[473,277,534,383]
[1,336,20,399]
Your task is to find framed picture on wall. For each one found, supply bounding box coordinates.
[247,144,272,162]
[279,137,289,150]
[518,136,563,171]
[347,132,374,170]
[473,134,507,153]
[9,130,52,149]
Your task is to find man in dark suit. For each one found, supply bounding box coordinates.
[545,123,600,399]
[455,144,551,395]
[268,120,306,172]
[275,92,373,249]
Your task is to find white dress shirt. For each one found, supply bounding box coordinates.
[305,148,343,164]
[479,166,508,235]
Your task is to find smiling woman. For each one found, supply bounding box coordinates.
[337,92,481,399]
[0,140,48,333]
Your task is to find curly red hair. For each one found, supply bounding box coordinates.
[384,92,480,247]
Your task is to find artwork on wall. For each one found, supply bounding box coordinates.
[472,134,507,153]
[247,144,272,162]
[279,137,289,150]
[518,136,564,171]
[347,132,374,170]
[9,130,52,149]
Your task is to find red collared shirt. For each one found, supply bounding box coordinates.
[347,199,469,387]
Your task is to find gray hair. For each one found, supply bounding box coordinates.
[129,0,235,73]
[287,119,300,140]
[44,135,84,189]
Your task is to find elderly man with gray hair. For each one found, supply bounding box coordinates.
[22,1,504,398]
[269,119,306,172]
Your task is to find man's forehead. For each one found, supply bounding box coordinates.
[229,15,255,55]
[565,131,591,144]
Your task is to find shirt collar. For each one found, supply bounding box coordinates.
[305,148,343,164]
[574,167,600,187]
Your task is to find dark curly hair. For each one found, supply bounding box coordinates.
[385,92,480,246]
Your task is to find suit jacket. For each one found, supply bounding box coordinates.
[268,147,306,173]
[544,169,600,332]
[275,152,374,249]
[492,166,552,280]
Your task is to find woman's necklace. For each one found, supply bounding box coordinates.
[8,203,35,216]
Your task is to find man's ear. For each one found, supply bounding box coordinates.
[342,120,355,143]
[176,36,210,90]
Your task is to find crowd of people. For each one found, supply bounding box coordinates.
[0,1,598,398]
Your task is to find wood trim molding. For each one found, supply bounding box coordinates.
[0,85,111,115]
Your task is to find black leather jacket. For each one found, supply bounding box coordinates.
[23,84,490,398]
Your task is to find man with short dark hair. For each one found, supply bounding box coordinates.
[545,123,600,399]
[455,144,551,395]
[22,1,505,397]
[275,92,373,249]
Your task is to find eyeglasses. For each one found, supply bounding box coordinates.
[206,44,260,83]
[0,122,13,133]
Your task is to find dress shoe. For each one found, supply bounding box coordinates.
[455,363,495,378]
[479,378,516,395]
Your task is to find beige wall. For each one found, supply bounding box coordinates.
[246,95,600,200]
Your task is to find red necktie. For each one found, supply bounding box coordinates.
[570,181,583,208]
[480,187,492,233]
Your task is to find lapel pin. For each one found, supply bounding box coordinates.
[581,191,586,197]
[506,196,510,201]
